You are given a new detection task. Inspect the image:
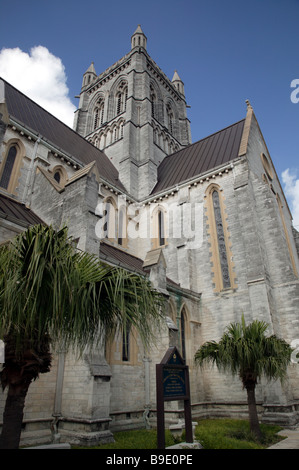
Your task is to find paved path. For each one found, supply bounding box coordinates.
[268,428,299,449]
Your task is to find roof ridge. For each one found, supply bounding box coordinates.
[152,118,245,195]
[2,77,126,192]
[100,240,144,263]
[161,118,246,162]
[1,77,111,161]
[36,166,64,192]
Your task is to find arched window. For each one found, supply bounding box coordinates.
[51,166,68,187]
[122,322,131,362]
[113,126,118,142]
[116,93,122,115]
[180,309,186,360]
[166,104,174,135]
[98,132,106,150]
[0,145,17,189]
[94,108,99,130]
[212,190,231,289]
[205,185,236,291]
[120,121,124,138]
[53,171,61,184]
[150,85,157,118]
[115,81,128,116]
[152,206,167,249]
[103,198,117,240]
[93,98,104,130]
[158,210,165,246]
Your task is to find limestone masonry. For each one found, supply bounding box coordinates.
[0,26,298,446]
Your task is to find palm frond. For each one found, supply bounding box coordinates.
[0,225,165,359]
[194,316,292,385]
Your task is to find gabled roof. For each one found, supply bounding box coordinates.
[1,78,126,192]
[37,166,64,192]
[0,192,44,227]
[99,241,199,297]
[151,119,245,194]
[100,241,147,275]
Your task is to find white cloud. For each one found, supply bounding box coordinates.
[0,46,76,127]
[282,168,299,229]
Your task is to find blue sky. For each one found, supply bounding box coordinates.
[1,0,299,225]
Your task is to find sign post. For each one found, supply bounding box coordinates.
[156,346,193,449]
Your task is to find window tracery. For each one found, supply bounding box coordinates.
[205,185,236,292]
[93,97,105,130]
[212,190,231,289]
[115,81,128,115]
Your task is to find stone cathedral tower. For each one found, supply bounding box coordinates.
[73,25,191,199]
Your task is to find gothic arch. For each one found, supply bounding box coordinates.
[205,184,236,292]
[168,298,177,325]
[179,304,190,361]
[51,165,68,187]
[102,196,128,246]
[149,80,163,123]
[103,197,117,241]
[107,77,128,120]
[165,98,178,138]
[97,117,125,149]
[151,204,168,248]
[86,92,106,134]
[0,138,26,195]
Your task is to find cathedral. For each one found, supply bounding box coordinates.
[0,26,299,446]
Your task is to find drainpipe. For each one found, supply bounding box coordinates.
[143,356,151,429]
[22,135,41,205]
[51,349,66,443]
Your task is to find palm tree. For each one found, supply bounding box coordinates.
[0,224,164,449]
[194,316,292,441]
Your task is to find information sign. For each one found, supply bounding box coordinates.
[156,347,193,449]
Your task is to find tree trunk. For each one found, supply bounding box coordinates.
[246,384,262,441]
[0,334,52,449]
[0,379,31,449]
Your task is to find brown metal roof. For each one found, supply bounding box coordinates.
[2,79,126,192]
[0,192,45,227]
[100,241,188,291]
[151,119,245,194]
[100,241,147,274]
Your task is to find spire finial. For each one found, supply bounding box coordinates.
[131,25,147,50]
[172,70,185,96]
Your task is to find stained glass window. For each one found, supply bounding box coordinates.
[158,210,165,246]
[0,146,17,190]
[122,324,130,362]
[212,190,231,289]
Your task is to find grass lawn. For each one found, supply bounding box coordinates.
[73,419,286,450]
[194,418,285,449]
